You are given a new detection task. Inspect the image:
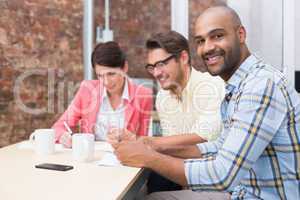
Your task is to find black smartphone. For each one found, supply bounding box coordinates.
[35,163,74,171]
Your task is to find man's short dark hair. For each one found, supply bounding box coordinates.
[91,41,126,68]
[146,31,191,65]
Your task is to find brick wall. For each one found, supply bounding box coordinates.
[0,0,83,147]
[0,0,225,147]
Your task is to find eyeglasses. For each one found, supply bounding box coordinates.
[145,54,176,74]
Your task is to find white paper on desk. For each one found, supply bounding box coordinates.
[95,152,121,167]
[94,142,114,152]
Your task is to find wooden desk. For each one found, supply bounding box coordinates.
[0,142,148,200]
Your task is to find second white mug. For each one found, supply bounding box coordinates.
[72,133,95,162]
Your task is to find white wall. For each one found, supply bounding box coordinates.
[296,0,300,71]
[171,0,189,39]
[282,0,295,85]
[227,0,283,70]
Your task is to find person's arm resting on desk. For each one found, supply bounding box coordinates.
[149,133,207,148]
[116,79,286,190]
[114,126,225,185]
[114,139,196,186]
[107,129,207,150]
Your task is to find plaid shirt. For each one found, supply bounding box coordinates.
[184,55,300,199]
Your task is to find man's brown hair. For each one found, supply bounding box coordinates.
[146,31,191,65]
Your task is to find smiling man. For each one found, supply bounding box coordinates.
[144,31,225,193]
[145,31,224,144]
[114,6,300,200]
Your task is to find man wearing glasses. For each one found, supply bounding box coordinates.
[143,31,225,193]
[144,31,224,148]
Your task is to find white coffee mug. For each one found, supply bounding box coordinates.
[72,133,95,162]
[29,129,55,155]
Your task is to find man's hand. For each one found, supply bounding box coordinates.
[114,140,157,168]
[115,139,189,186]
[107,128,136,148]
[59,132,72,148]
[138,136,159,151]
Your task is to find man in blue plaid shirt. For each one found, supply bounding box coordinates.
[114,6,300,200]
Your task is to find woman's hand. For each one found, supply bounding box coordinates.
[59,132,72,148]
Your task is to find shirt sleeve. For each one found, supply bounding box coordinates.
[185,78,287,192]
[196,129,227,157]
[137,87,153,136]
[52,81,85,142]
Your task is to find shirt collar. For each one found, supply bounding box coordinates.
[226,54,260,93]
[102,78,129,101]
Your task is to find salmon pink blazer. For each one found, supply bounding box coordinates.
[52,79,153,142]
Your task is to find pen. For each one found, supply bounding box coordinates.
[63,121,73,135]
[117,128,121,142]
